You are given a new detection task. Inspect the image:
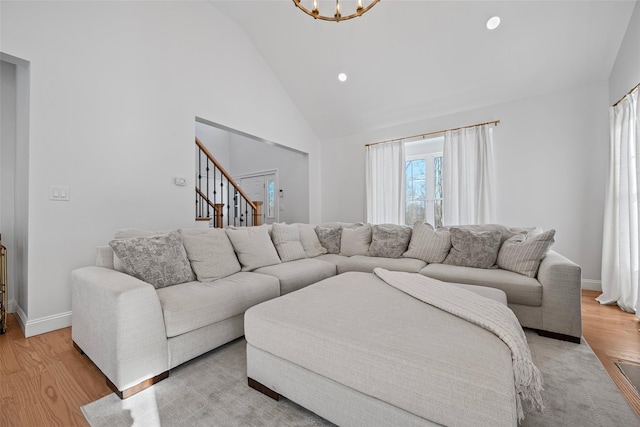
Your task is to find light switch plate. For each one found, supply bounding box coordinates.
[50,185,70,201]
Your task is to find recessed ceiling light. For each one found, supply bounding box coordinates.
[486,16,501,30]
[338,72,348,82]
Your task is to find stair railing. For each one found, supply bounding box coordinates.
[195,137,262,228]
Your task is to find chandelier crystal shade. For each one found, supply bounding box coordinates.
[293,0,380,22]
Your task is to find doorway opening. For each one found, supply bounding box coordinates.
[1,52,31,328]
[235,171,279,224]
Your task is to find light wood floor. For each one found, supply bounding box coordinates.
[1,292,640,426]
[582,290,640,417]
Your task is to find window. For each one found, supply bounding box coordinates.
[405,137,443,227]
[267,178,276,219]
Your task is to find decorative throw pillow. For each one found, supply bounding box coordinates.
[180,228,241,282]
[271,223,307,262]
[497,229,556,277]
[296,224,327,257]
[340,224,372,256]
[368,224,413,258]
[112,228,168,272]
[403,222,452,263]
[315,226,342,254]
[226,226,281,271]
[109,231,195,289]
[443,228,502,269]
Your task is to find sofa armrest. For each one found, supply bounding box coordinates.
[71,266,168,391]
[536,250,582,339]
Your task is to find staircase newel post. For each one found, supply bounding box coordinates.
[214,204,225,229]
[253,201,263,226]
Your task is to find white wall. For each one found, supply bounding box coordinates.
[321,82,610,288]
[195,122,232,170]
[228,134,309,224]
[609,0,640,104]
[1,1,321,336]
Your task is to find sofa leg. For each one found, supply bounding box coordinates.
[537,329,581,344]
[106,371,170,399]
[74,340,170,399]
[72,341,85,355]
[248,377,280,401]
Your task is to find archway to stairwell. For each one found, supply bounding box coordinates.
[194,117,310,225]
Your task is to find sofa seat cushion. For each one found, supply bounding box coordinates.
[419,264,542,307]
[451,283,508,305]
[156,272,280,338]
[314,254,351,269]
[254,258,337,295]
[336,255,427,274]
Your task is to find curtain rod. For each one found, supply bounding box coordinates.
[365,120,500,147]
[613,82,640,107]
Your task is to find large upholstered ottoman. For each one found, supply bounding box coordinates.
[245,272,518,427]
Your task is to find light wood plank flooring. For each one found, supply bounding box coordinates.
[1,291,639,426]
[582,289,640,416]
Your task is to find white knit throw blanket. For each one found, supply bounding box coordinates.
[373,268,544,423]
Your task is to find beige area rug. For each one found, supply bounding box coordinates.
[82,331,639,426]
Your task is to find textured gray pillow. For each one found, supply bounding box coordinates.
[443,228,502,269]
[368,224,413,258]
[272,223,307,262]
[109,231,195,289]
[226,226,281,271]
[296,224,327,257]
[112,228,168,272]
[403,222,452,263]
[340,224,372,256]
[315,226,342,254]
[497,229,556,277]
[180,228,241,282]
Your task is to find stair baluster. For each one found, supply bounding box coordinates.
[195,137,261,228]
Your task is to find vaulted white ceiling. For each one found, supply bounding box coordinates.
[212,1,635,139]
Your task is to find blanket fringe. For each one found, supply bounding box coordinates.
[514,358,544,423]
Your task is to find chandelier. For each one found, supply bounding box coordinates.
[292,0,380,22]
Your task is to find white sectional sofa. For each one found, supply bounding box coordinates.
[71,221,582,399]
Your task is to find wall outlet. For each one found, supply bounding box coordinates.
[50,185,70,201]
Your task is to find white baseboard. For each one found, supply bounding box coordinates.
[3,304,71,337]
[23,310,72,337]
[13,304,27,335]
[582,279,602,291]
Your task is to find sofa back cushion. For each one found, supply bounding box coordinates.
[368,224,412,258]
[180,228,241,281]
[271,223,307,262]
[497,229,556,277]
[340,224,372,256]
[226,226,281,271]
[109,230,196,288]
[403,222,451,263]
[296,224,328,258]
[443,228,502,269]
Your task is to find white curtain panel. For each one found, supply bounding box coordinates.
[598,89,640,316]
[365,140,406,224]
[442,124,496,226]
